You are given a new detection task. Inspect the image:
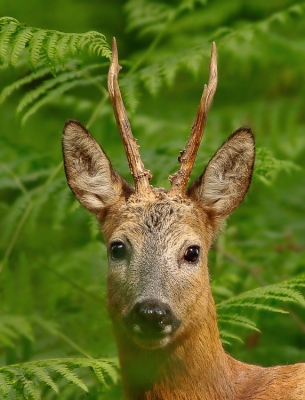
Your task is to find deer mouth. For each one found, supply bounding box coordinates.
[132,332,174,350]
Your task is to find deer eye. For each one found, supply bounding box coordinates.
[183,246,200,263]
[110,242,126,260]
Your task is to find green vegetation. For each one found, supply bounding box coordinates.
[0,0,305,398]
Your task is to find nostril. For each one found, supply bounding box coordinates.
[127,300,177,336]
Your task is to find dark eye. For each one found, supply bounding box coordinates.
[183,246,200,263]
[110,242,126,260]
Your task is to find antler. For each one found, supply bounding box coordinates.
[108,38,152,194]
[169,42,218,194]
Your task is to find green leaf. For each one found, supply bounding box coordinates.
[28,30,48,71]
[9,27,33,66]
[0,21,18,64]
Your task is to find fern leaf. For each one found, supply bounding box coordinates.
[44,32,61,75]
[0,372,18,399]
[46,32,59,63]
[19,373,41,400]
[92,364,107,386]
[120,75,140,113]
[56,34,71,67]
[9,27,33,66]
[16,63,102,114]
[219,329,243,345]
[22,365,58,393]
[98,359,119,384]
[255,147,301,185]
[0,20,18,64]
[125,0,173,37]
[217,275,305,316]
[88,37,112,58]
[0,67,50,104]
[0,17,19,25]
[218,314,260,332]
[48,363,88,392]
[219,302,289,314]
[21,76,102,123]
[0,18,111,74]
[140,64,162,95]
[68,34,80,55]
[0,358,115,398]
[28,30,48,71]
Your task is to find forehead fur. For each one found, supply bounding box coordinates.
[100,190,214,243]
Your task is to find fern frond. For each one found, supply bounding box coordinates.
[217,275,305,345]
[0,358,119,399]
[219,302,289,313]
[16,63,103,114]
[56,34,71,67]
[86,33,112,58]
[120,75,140,113]
[0,17,19,25]
[45,32,59,68]
[218,278,305,310]
[218,314,260,332]
[0,372,18,399]
[0,67,50,104]
[0,19,18,64]
[17,370,41,400]
[140,64,162,95]
[125,0,174,37]
[48,363,88,392]
[9,27,33,66]
[68,34,79,55]
[28,30,48,71]
[21,76,102,124]
[219,329,243,345]
[22,365,58,394]
[0,18,111,73]
[255,147,301,185]
[257,2,304,32]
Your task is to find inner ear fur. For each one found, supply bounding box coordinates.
[63,119,134,214]
[188,127,255,219]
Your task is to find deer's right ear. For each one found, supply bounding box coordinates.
[188,128,255,220]
[63,120,134,214]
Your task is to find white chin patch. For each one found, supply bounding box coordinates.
[134,335,172,350]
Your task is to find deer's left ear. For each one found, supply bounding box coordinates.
[188,128,255,219]
[62,120,134,215]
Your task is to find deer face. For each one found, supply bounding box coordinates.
[62,40,255,351]
[63,120,254,350]
[103,195,214,349]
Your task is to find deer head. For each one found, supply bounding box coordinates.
[62,39,255,353]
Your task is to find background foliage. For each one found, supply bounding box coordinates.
[0,0,305,398]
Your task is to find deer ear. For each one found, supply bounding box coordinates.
[188,128,255,219]
[63,120,134,214]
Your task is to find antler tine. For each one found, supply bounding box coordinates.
[169,42,218,194]
[108,38,152,194]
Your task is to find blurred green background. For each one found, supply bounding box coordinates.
[0,0,305,398]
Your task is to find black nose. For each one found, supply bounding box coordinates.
[126,299,179,336]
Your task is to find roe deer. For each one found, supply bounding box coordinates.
[62,39,305,400]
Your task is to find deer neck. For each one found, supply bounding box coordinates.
[115,292,237,400]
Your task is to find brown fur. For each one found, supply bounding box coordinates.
[63,120,305,399]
